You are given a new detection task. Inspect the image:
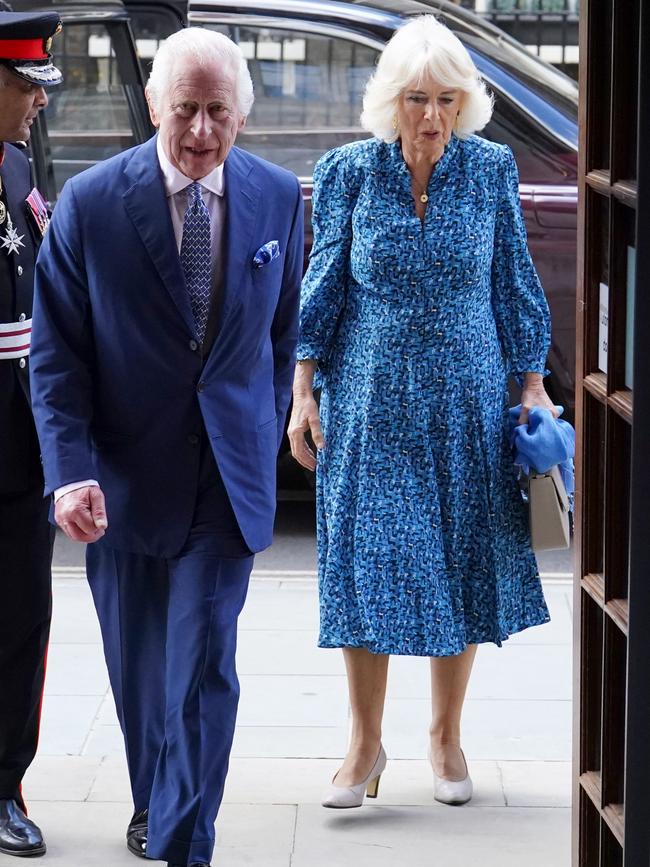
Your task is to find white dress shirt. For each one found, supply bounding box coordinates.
[155,136,226,260]
[54,140,226,504]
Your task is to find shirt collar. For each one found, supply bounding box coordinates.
[156,135,225,198]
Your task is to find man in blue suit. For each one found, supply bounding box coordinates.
[30,27,303,867]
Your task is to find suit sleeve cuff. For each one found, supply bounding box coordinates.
[54,479,99,502]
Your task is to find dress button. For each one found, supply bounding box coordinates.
[17,265,23,276]
[197,381,205,393]
[18,312,26,322]
[19,358,26,368]
[187,433,199,446]
[189,339,198,351]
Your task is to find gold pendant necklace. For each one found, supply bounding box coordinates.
[412,179,429,205]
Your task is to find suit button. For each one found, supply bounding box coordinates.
[19,358,26,369]
[17,265,23,276]
[189,339,198,351]
[188,434,199,446]
[18,312,26,321]
[197,381,205,393]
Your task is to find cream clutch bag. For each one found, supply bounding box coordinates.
[527,465,571,552]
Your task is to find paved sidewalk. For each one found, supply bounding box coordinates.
[3,570,572,867]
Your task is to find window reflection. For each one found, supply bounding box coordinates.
[43,24,136,192]
[208,25,378,178]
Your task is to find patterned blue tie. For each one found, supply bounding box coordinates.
[180,181,212,342]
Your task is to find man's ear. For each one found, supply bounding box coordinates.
[238,114,247,132]
[145,87,160,128]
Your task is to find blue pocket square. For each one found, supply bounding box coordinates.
[253,240,280,269]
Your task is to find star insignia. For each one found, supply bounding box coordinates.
[1,216,25,256]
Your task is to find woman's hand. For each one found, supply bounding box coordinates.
[518,372,559,424]
[288,360,325,471]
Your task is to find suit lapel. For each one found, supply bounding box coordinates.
[122,136,196,336]
[218,148,261,338]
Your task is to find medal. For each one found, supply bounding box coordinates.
[0,200,5,225]
[1,215,25,256]
[25,187,50,237]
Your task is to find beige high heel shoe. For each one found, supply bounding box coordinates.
[321,745,387,809]
[429,747,473,805]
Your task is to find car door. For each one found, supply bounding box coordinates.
[121,1,187,81]
[16,4,154,202]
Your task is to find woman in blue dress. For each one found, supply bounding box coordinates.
[288,15,557,810]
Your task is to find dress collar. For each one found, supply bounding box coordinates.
[156,135,225,198]
[390,133,461,188]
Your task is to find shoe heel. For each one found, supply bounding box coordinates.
[366,774,381,799]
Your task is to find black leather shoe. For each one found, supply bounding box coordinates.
[0,799,46,857]
[126,808,148,858]
[167,863,211,866]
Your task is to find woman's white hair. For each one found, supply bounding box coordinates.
[146,27,254,118]
[361,15,493,142]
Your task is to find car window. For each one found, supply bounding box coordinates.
[41,22,139,194]
[468,46,577,150]
[483,94,577,184]
[126,4,185,82]
[205,24,378,178]
[459,31,578,122]
[182,20,574,188]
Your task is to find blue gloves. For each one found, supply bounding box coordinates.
[508,405,575,499]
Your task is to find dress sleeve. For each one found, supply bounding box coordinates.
[297,145,361,368]
[491,146,551,383]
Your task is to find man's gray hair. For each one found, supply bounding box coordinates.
[146,27,254,117]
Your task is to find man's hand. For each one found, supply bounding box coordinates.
[55,486,108,543]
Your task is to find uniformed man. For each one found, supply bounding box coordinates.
[0,10,62,858]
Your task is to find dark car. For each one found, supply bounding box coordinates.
[127,0,578,422]
[11,0,578,490]
[8,0,154,195]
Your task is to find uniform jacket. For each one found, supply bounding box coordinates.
[30,135,304,556]
[0,143,43,492]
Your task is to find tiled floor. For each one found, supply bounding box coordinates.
[3,575,573,867]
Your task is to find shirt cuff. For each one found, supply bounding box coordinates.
[514,366,550,387]
[54,480,99,502]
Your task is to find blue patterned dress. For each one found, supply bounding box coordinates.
[298,134,551,656]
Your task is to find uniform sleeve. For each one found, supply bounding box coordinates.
[297,145,361,368]
[490,146,551,383]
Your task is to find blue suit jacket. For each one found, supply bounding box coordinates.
[30,136,304,556]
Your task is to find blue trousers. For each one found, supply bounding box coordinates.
[86,442,253,865]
